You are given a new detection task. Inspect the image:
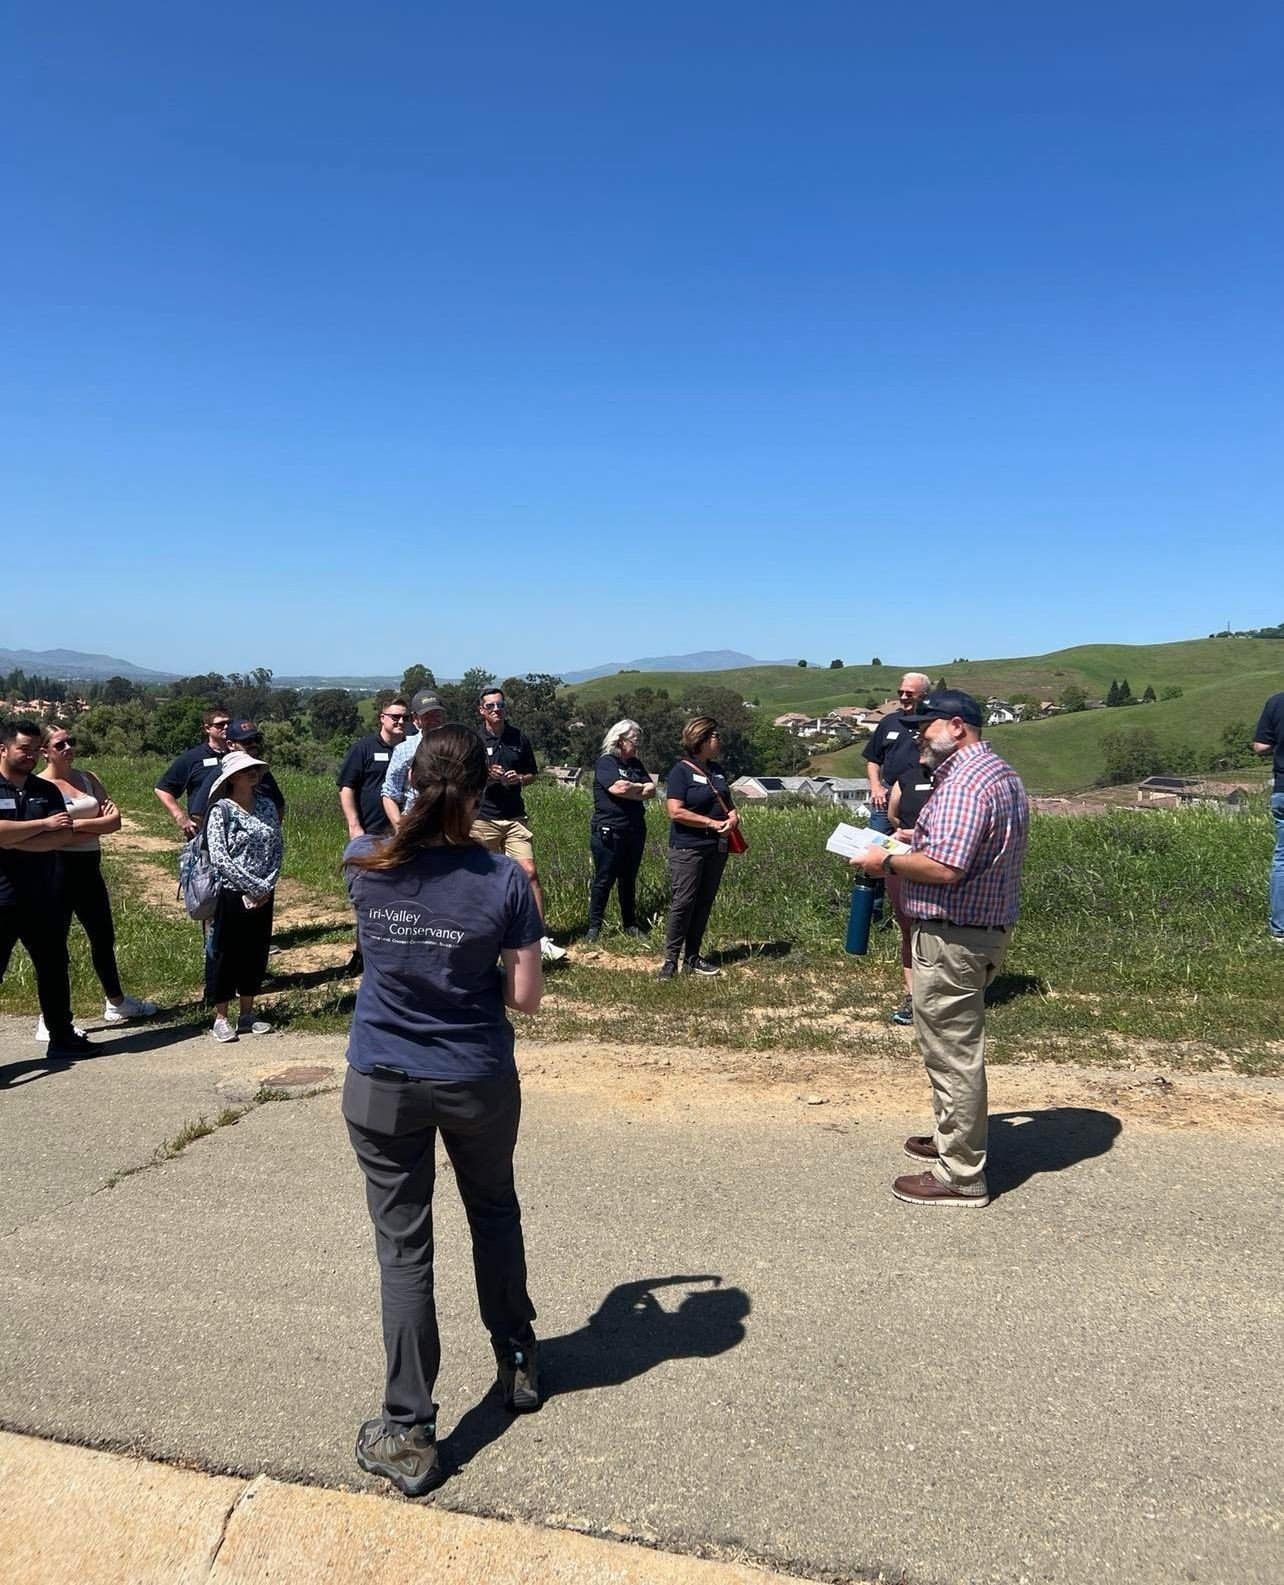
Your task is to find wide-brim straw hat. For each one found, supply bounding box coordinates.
[204,751,268,803]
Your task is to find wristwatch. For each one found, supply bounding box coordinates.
[881,853,896,877]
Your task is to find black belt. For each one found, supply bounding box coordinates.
[917,917,1008,932]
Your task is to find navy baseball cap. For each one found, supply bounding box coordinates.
[225,718,264,743]
[904,690,984,729]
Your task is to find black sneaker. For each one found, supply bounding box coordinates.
[48,1030,95,1057]
[344,949,364,975]
[655,960,678,981]
[622,925,647,939]
[497,1339,541,1412]
[355,1417,442,1496]
[584,927,601,943]
[684,956,720,976]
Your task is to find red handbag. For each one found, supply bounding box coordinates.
[682,759,748,854]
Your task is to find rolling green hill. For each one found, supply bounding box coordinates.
[567,637,1283,794]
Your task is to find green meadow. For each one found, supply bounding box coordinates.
[2,758,1280,1075]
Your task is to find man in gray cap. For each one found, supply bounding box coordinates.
[852,689,1029,1208]
[380,689,446,829]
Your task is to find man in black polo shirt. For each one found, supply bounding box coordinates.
[336,698,410,974]
[473,687,566,961]
[0,720,94,1056]
[155,705,231,837]
[186,719,286,824]
[1252,689,1284,944]
[864,671,931,834]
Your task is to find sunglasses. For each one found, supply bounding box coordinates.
[49,737,76,750]
[481,702,506,712]
[383,712,409,722]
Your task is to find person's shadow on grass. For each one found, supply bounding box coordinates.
[439,1274,749,1482]
[988,1107,1121,1199]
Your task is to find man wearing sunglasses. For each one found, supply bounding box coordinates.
[379,688,446,830]
[187,720,286,825]
[154,706,234,838]
[473,688,566,961]
[337,698,411,976]
[863,672,932,835]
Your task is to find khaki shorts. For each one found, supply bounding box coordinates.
[472,818,535,864]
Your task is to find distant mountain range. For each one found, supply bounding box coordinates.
[560,650,792,684]
[1,646,791,689]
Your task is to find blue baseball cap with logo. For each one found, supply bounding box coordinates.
[902,689,984,729]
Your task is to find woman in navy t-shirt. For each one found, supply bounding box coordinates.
[657,715,740,979]
[342,725,544,1498]
[586,717,656,942]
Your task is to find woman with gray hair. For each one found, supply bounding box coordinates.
[586,719,656,942]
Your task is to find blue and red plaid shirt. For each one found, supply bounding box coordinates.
[902,741,1029,927]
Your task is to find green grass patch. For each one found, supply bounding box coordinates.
[4,758,1280,1073]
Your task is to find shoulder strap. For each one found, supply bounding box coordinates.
[681,759,731,817]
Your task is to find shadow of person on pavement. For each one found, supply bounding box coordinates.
[439,1274,749,1482]
[987,1107,1121,1199]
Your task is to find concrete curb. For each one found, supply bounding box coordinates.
[0,1430,808,1584]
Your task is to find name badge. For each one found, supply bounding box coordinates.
[203,757,219,766]
[692,773,708,784]
[373,752,389,762]
[0,798,15,811]
[915,782,932,793]
[886,731,899,741]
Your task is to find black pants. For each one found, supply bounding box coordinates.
[588,824,646,931]
[205,889,274,1004]
[663,846,728,965]
[343,1065,536,1429]
[0,901,75,1040]
[56,852,123,1001]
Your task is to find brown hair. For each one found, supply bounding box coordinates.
[680,716,720,756]
[203,705,230,728]
[346,725,488,873]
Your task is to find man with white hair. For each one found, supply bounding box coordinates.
[863,671,931,834]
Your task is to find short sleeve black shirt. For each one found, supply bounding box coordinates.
[665,759,735,851]
[892,765,935,830]
[0,773,67,907]
[1254,692,1284,793]
[336,734,397,835]
[156,743,224,807]
[593,754,651,833]
[479,724,537,821]
[863,716,921,787]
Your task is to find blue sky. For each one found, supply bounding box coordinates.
[3,3,1281,679]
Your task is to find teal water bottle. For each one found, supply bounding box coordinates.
[846,879,878,955]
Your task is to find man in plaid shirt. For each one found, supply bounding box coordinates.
[853,689,1028,1207]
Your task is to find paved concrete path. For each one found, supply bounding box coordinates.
[1,1015,1281,1585]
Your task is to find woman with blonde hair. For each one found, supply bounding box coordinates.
[657,716,740,980]
[342,724,545,1498]
[585,718,656,943]
[38,726,156,1038]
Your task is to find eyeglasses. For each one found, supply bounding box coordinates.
[481,702,506,712]
[896,690,918,699]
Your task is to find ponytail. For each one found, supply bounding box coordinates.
[346,724,488,873]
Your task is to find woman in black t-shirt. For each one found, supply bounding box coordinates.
[885,756,935,1026]
[657,716,740,979]
[587,719,656,942]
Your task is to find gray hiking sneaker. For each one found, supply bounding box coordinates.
[354,1417,441,1496]
[497,1339,541,1413]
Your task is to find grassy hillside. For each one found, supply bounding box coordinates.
[569,637,1282,795]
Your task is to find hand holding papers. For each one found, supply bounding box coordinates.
[826,823,912,860]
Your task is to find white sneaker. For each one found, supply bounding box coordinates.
[35,1016,86,1043]
[212,1016,238,1043]
[540,936,567,961]
[103,995,158,1024]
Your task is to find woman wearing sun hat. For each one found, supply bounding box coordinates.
[202,749,283,1043]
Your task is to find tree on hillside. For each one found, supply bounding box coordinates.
[499,673,573,761]
[400,663,436,699]
[1117,678,1134,705]
[1009,692,1041,720]
[829,658,843,669]
[168,672,228,702]
[871,656,882,667]
[309,689,361,741]
[1160,685,1183,701]
[148,697,206,758]
[797,659,808,668]
[1212,720,1254,769]
[1105,679,1121,707]
[935,677,947,690]
[436,667,497,722]
[744,712,810,775]
[99,675,138,705]
[1142,683,1157,703]
[1060,684,1088,713]
[1098,728,1165,785]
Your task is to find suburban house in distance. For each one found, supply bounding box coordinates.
[731,774,872,816]
[1135,776,1258,809]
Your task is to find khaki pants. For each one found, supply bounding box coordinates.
[911,921,1009,1191]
